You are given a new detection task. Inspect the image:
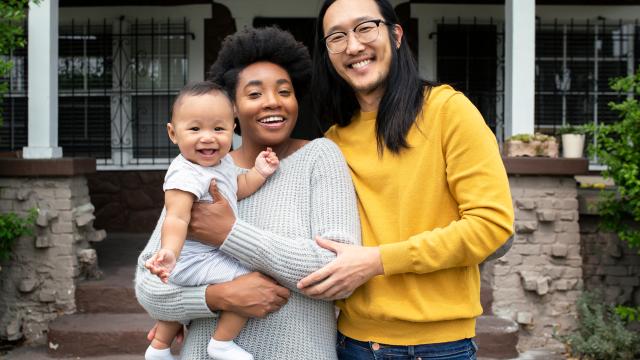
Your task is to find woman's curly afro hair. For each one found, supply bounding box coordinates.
[208,26,312,100]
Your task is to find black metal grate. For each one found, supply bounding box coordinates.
[0,17,190,167]
[432,17,639,142]
[535,18,639,132]
[435,19,504,140]
[0,23,28,152]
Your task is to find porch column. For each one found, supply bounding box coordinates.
[23,0,62,159]
[504,0,535,137]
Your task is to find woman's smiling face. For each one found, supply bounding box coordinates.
[234,61,299,147]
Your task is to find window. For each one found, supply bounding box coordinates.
[535,20,637,132]
[61,18,189,167]
[432,17,638,145]
[1,17,190,168]
[0,46,28,152]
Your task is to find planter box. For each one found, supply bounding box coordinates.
[504,139,559,158]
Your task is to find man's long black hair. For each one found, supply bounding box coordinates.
[312,0,434,155]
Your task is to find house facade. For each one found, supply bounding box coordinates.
[3,0,639,168]
[1,0,639,354]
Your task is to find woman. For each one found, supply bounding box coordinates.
[135,27,361,360]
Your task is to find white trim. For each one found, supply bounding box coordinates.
[98,164,170,171]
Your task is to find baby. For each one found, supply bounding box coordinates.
[144,81,278,360]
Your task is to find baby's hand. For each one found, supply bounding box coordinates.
[145,248,177,283]
[255,147,280,178]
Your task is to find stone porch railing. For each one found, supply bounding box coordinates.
[0,158,105,345]
[486,157,588,352]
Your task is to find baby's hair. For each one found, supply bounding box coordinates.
[171,81,232,120]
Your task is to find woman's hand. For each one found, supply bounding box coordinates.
[296,237,384,300]
[189,179,236,247]
[207,272,291,318]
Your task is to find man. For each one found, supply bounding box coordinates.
[297,0,515,358]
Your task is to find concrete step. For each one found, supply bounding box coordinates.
[4,345,144,360]
[47,313,156,358]
[480,286,493,315]
[475,315,520,359]
[76,265,144,314]
[479,348,566,360]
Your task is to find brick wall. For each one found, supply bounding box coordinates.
[580,215,640,306]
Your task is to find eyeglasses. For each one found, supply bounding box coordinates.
[323,19,391,54]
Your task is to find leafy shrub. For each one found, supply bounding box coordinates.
[0,208,37,261]
[555,292,640,360]
[587,67,640,250]
[616,306,640,322]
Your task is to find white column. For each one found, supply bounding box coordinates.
[504,0,535,137]
[23,0,62,159]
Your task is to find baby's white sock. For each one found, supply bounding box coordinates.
[145,345,177,360]
[207,338,253,360]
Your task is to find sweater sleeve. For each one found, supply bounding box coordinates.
[379,93,514,275]
[220,139,361,292]
[134,209,216,322]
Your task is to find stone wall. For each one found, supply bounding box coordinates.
[488,176,583,352]
[87,171,164,233]
[0,176,104,345]
[580,215,640,306]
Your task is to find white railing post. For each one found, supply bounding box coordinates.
[505,0,536,137]
[23,0,63,159]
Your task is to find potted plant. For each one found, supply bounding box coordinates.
[557,124,587,158]
[504,133,558,157]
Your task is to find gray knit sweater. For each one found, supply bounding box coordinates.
[135,138,361,360]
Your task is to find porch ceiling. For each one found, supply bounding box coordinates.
[411,0,640,4]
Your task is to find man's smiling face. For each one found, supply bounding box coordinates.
[322,0,401,99]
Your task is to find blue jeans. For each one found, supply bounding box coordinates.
[336,333,478,360]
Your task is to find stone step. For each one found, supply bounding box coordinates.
[44,313,517,358]
[4,345,144,360]
[475,315,520,359]
[76,265,144,314]
[47,313,157,357]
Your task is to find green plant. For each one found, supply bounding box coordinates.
[616,305,640,322]
[556,124,588,135]
[555,292,640,360]
[587,66,640,250]
[0,208,37,261]
[0,0,37,127]
[506,132,555,143]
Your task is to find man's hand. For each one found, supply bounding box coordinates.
[296,237,384,300]
[145,248,177,283]
[207,272,291,318]
[188,179,235,247]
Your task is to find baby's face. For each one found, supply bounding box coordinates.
[167,92,235,167]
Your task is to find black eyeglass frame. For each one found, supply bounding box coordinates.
[322,19,393,54]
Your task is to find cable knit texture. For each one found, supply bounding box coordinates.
[135,138,361,360]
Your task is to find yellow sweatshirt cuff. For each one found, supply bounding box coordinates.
[379,241,414,276]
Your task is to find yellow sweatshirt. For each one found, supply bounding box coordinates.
[325,85,514,345]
